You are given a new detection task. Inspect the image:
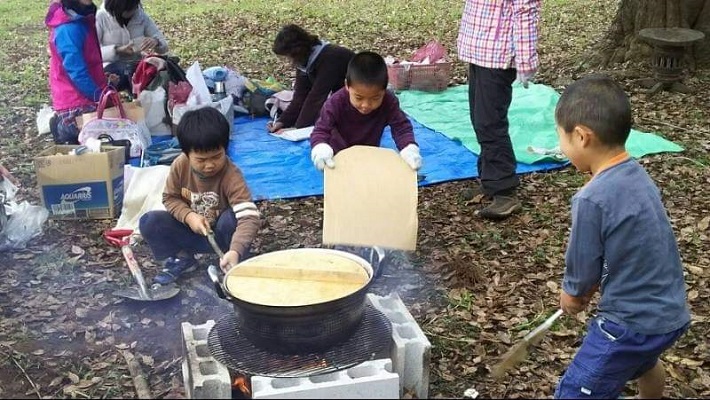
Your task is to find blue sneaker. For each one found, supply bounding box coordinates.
[154,256,197,285]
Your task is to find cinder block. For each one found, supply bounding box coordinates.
[181,321,231,399]
[367,293,431,399]
[251,358,399,399]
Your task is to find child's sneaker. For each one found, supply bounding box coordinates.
[154,256,197,285]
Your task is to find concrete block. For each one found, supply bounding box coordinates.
[251,358,399,399]
[367,293,431,399]
[181,321,231,399]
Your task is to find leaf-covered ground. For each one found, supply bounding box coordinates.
[1,0,708,398]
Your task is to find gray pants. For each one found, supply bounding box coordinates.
[468,64,519,196]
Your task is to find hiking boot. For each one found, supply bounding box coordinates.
[154,256,197,285]
[461,184,490,203]
[476,194,522,220]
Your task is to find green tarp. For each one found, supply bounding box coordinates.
[397,84,683,164]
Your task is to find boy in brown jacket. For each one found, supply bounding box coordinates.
[140,107,260,285]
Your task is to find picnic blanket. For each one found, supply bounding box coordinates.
[227,116,564,200]
[396,84,683,164]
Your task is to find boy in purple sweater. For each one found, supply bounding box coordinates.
[309,51,422,171]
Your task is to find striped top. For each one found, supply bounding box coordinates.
[456,0,541,74]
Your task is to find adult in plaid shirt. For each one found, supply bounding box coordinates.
[457,0,541,219]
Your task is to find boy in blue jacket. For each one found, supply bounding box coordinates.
[554,75,690,399]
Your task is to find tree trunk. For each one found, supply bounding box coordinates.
[588,0,710,68]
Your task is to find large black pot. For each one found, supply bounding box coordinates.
[208,248,383,354]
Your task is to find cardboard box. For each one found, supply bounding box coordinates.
[34,145,125,220]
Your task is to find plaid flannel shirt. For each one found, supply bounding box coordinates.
[456,0,541,74]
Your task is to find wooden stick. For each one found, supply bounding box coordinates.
[3,350,42,399]
[637,117,708,134]
[120,350,152,399]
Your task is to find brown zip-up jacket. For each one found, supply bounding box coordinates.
[163,154,260,258]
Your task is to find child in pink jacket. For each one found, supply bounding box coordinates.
[46,0,107,144]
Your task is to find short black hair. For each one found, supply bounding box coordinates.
[555,75,631,147]
[176,107,230,155]
[104,0,141,27]
[61,0,97,16]
[272,24,320,67]
[346,51,388,89]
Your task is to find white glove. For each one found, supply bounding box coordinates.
[399,144,422,171]
[516,69,536,89]
[311,143,335,171]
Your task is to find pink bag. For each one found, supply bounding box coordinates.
[411,40,447,63]
[265,90,294,121]
[78,88,150,158]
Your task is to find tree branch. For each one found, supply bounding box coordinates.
[120,350,152,399]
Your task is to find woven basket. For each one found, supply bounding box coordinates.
[387,62,451,92]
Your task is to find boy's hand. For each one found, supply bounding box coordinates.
[185,212,209,236]
[219,250,239,272]
[560,290,587,315]
[399,143,422,171]
[267,121,284,133]
[311,143,335,171]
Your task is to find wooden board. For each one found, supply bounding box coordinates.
[323,146,418,250]
[225,249,370,307]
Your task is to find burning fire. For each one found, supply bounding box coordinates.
[233,375,251,396]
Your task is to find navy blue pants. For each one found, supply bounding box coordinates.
[554,317,688,399]
[468,64,519,196]
[139,209,237,261]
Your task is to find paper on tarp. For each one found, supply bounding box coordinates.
[115,164,170,232]
[268,126,313,142]
[322,145,418,251]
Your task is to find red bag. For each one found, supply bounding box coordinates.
[411,40,447,63]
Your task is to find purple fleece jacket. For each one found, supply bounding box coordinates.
[309,87,416,154]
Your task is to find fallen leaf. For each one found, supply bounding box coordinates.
[688,290,699,301]
[546,281,558,292]
[31,349,44,356]
[141,355,154,367]
[71,245,85,256]
[686,265,705,276]
[698,216,710,231]
[115,343,129,350]
[49,376,64,387]
[67,372,80,384]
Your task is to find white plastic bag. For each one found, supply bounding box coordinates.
[36,104,55,136]
[0,201,49,251]
[185,61,212,106]
[172,95,234,133]
[138,86,171,136]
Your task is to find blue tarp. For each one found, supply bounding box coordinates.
[227,116,564,201]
